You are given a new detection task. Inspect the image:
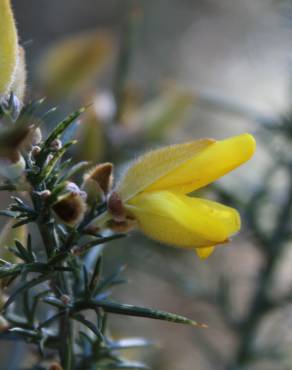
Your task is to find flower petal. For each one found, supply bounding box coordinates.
[117,138,215,202]
[195,247,215,259]
[126,191,240,249]
[0,0,18,96]
[144,133,256,194]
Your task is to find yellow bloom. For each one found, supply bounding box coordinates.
[0,0,18,96]
[113,133,255,259]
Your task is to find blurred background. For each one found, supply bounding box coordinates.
[3,0,292,369]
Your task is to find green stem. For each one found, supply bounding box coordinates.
[229,172,292,369]
[30,191,74,368]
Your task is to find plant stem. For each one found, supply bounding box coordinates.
[229,172,292,369]
[30,190,74,368]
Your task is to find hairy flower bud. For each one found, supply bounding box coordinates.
[53,182,87,226]
[31,145,41,159]
[82,162,113,203]
[50,138,62,151]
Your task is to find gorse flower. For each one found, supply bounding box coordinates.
[0,0,26,101]
[106,133,255,259]
[0,0,18,96]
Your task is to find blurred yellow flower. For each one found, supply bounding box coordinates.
[115,133,256,259]
[0,0,18,97]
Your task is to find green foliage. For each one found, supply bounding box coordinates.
[0,99,200,370]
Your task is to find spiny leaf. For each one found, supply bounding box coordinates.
[9,327,41,340]
[43,296,67,309]
[3,273,51,311]
[89,300,206,327]
[26,234,36,263]
[0,263,21,279]
[89,255,103,293]
[78,234,126,256]
[0,210,18,218]
[12,218,36,228]
[14,240,33,262]
[43,108,85,148]
[73,313,103,340]
[38,140,76,182]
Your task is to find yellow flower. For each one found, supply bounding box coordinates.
[113,133,255,259]
[0,0,18,96]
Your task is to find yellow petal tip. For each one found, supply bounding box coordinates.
[239,133,256,158]
[195,246,215,259]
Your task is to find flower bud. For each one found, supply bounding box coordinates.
[82,162,113,203]
[1,92,22,121]
[50,139,62,151]
[31,145,41,159]
[52,182,87,226]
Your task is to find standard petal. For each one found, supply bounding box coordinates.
[0,0,18,96]
[116,138,215,202]
[144,133,256,194]
[126,191,240,249]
